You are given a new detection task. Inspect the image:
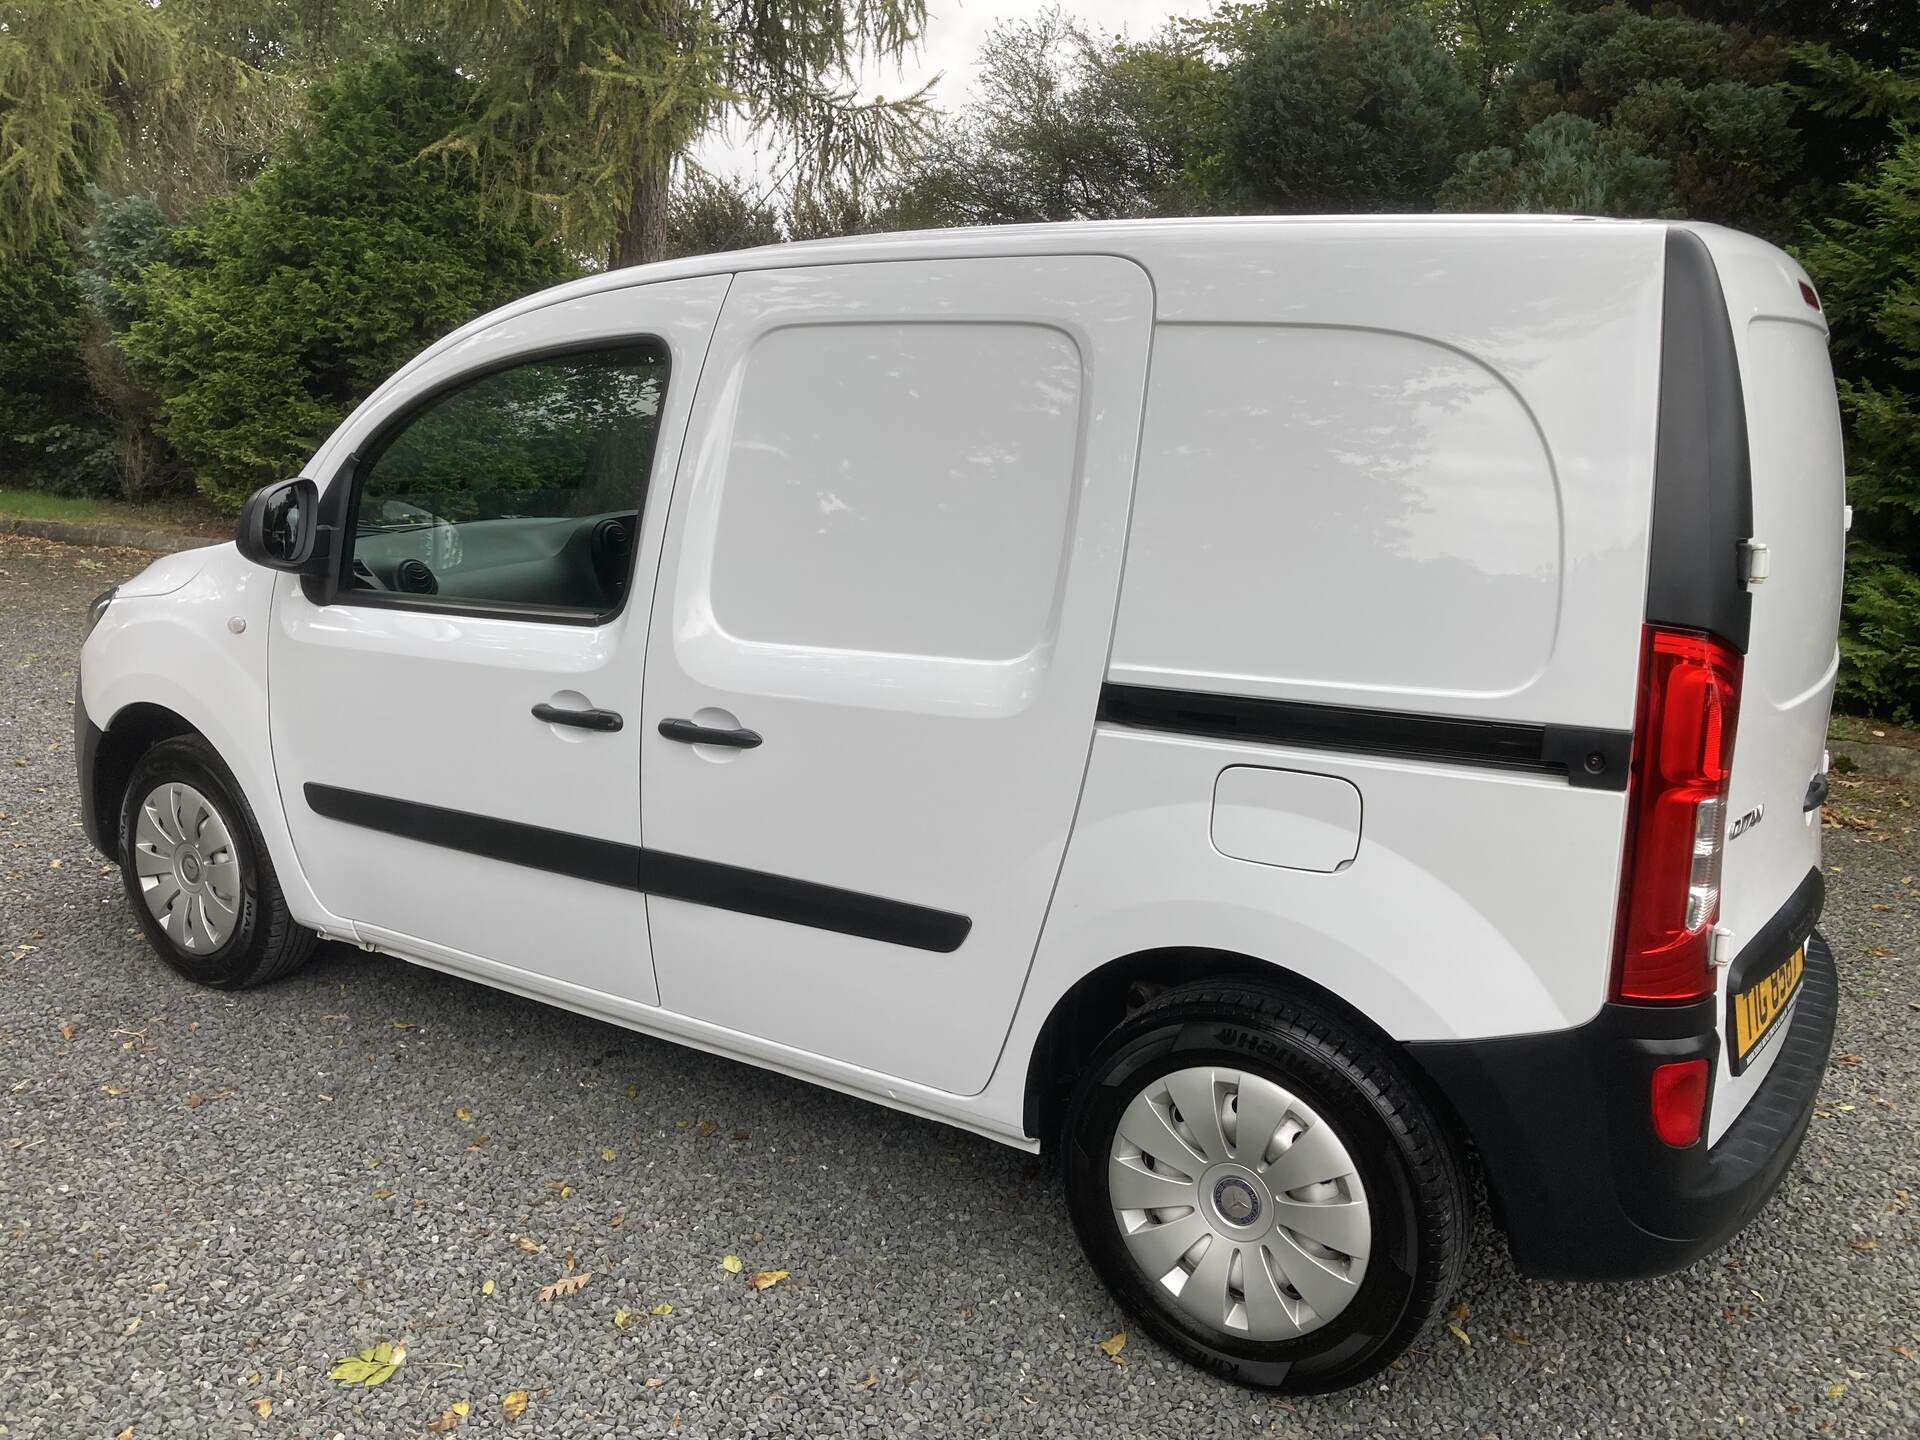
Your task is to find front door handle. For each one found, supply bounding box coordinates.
[658,717,762,749]
[532,702,623,732]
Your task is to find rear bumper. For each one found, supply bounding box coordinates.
[1409,881,1835,1280]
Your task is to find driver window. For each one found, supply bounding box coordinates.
[343,341,670,616]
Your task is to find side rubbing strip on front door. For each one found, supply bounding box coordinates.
[1097,684,1632,791]
[302,783,971,953]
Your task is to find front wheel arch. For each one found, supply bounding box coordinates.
[90,702,198,850]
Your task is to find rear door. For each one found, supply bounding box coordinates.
[638,255,1153,1095]
[1694,230,1846,1140]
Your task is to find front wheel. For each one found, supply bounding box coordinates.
[117,735,317,989]
[1062,981,1469,1391]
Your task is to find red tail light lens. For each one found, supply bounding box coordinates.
[1613,627,1743,1003]
[1649,1058,1710,1147]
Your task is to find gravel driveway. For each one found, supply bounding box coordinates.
[3,533,1916,1439]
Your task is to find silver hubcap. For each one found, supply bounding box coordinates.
[1108,1067,1371,1341]
[133,782,241,953]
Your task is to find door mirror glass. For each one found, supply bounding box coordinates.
[237,477,319,571]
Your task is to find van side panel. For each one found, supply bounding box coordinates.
[1071,225,1667,1043]
[1108,222,1669,732]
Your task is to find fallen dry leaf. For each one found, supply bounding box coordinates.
[481,1279,495,1296]
[625,1083,639,1099]
[455,1106,472,1122]
[115,1430,133,1440]
[613,1308,633,1329]
[860,1370,880,1389]
[539,1272,593,1302]
[650,1302,673,1316]
[248,1398,271,1418]
[1850,1238,1878,1251]
[1504,1329,1531,1346]
[1826,1381,1847,1399]
[425,1399,472,1432]
[466,1135,490,1152]
[1447,1323,1472,1347]
[329,1341,406,1386]
[599,1146,617,1162]
[644,1377,666,1389]
[511,1235,541,1253]
[721,1254,743,1274]
[1097,1332,1126,1361]
[748,1270,789,1291]
[503,1390,530,1421]
[696,1120,719,1137]
[58,1022,75,1040]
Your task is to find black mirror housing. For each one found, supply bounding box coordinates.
[236,477,320,572]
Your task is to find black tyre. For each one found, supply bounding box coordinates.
[117,735,317,990]
[1062,980,1468,1392]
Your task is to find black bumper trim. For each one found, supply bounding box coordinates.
[75,678,107,853]
[1409,908,1836,1280]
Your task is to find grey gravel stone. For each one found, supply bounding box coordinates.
[2,532,1916,1437]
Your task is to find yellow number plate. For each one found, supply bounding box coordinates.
[1731,944,1805,1071]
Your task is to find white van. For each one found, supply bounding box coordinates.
[75,217,1844,1391]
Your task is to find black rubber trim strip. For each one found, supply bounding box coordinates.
[302,783,971,953]
[1097,683,1631,791]
[1648,228,1754,653]
[1724,865,1823,1075]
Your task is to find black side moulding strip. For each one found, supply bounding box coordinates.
[302,783,971,953]
[1096,684,1631,792]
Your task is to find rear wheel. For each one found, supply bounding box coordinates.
[1062,981,1468,1391]
[117,735,317,989]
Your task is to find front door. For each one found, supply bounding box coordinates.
[270,278,728,1002]
[640,256,1153,1093]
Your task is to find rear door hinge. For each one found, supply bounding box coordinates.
[1741,540,1770,586]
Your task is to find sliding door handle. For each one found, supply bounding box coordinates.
[658,717,762,749]
[532,702,623,732]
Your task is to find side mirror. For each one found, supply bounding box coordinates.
[236,477,320,571]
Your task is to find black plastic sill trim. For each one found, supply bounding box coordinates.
[1097,683,1631,791]
[302,783,971,954]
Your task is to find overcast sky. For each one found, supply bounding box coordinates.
[694,0,1212,187]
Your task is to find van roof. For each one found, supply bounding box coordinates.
[418,214,1679,365]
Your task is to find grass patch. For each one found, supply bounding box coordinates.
[0,487,229,537]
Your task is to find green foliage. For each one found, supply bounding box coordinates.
[1481,2,1799,234]
[0,232,116,494]
[80,192,173,332]
[666,174,784,258]
[1416,0,1560,92]
[1225,5,1485,211]
[409,0,930,265]
[0,0,300,255]
[890,11,1198,226]
[1799,124,1920,714]
[1439,109,1676,212]
[120,52,578,509]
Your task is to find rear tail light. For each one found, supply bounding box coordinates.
[1613,627,1743,1003]
[1649,1058,1710,1147]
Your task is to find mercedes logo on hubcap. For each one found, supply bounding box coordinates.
[179,852,202,884]
[1213,1176,1262,1227]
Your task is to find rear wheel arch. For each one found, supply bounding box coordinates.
[1023,948,1431,1150]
